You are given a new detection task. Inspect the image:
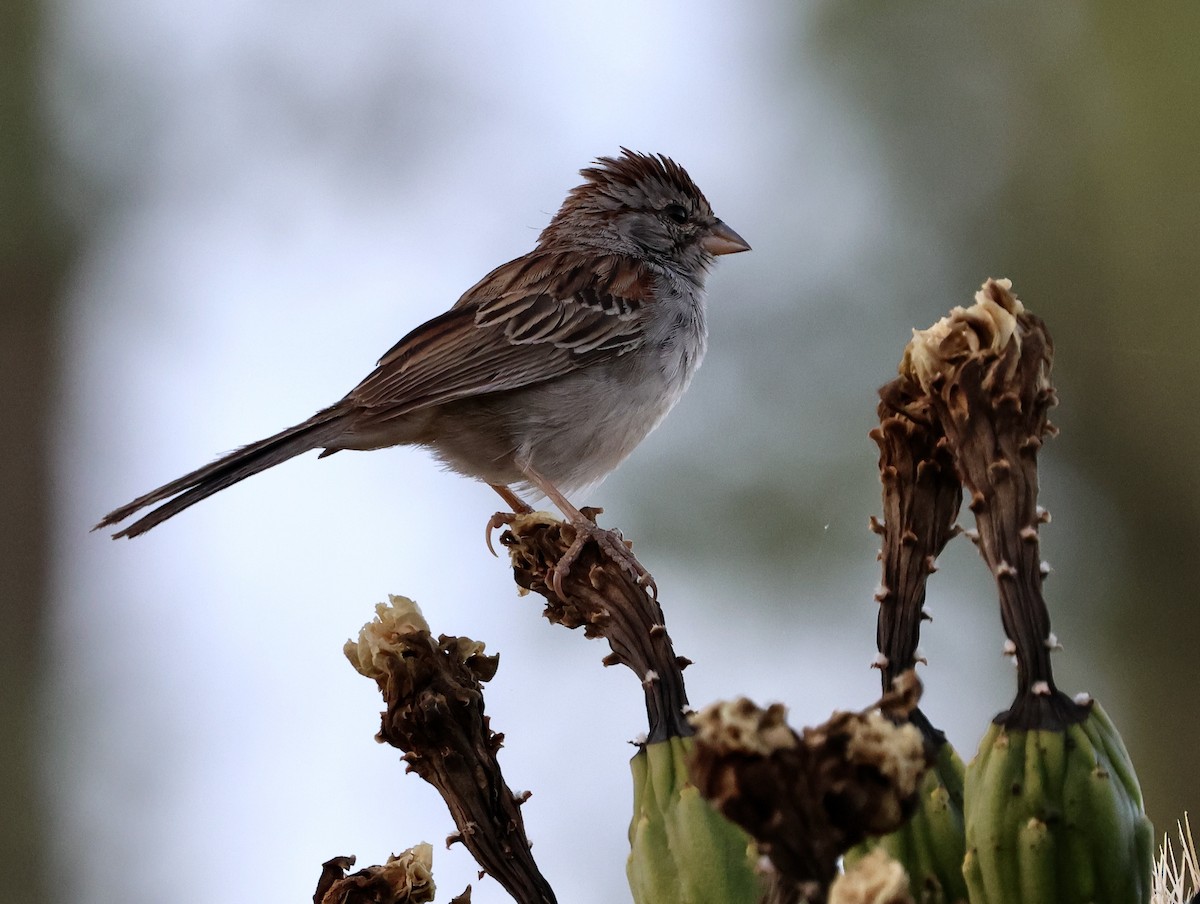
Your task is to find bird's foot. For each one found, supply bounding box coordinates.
[552,507,657,601]
[488,506,657,600]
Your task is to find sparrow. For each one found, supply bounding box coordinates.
[97,150,749,587]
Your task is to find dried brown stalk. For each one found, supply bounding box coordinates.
[902,278,1084,730]
[871,365,963,745]
[497,511,692,741]
[345,598,556,904]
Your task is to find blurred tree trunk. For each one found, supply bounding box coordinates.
[1,1,62,902]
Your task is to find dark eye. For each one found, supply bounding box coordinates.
[663,203,689,224]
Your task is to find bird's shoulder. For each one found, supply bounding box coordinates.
[356,250,661,411]
[374,249,660,372]
[454,247,659,316]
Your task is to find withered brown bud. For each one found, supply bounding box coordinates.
[688,673,931,902]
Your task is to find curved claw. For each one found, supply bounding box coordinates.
[486,511,516,557]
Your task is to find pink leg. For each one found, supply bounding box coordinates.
[517,463,656,599]
[490,483,533,514]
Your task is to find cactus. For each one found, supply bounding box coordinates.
[963,701,1153,904]
[627,736,762,904]
[847,741,969,904]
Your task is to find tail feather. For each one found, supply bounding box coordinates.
[96,412,347,539]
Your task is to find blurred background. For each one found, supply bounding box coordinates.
[4,2,1198,902]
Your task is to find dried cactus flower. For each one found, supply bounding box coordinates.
[344,595,432,680]
[314,843,438,904]
[900,278,1027,392]
[688,673,931,899]
[830,849,914,904]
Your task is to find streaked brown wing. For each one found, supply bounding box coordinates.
[346,250,655,415]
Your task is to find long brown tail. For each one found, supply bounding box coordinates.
[95,410,348,539]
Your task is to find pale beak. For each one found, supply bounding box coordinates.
[700,219,752,255]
